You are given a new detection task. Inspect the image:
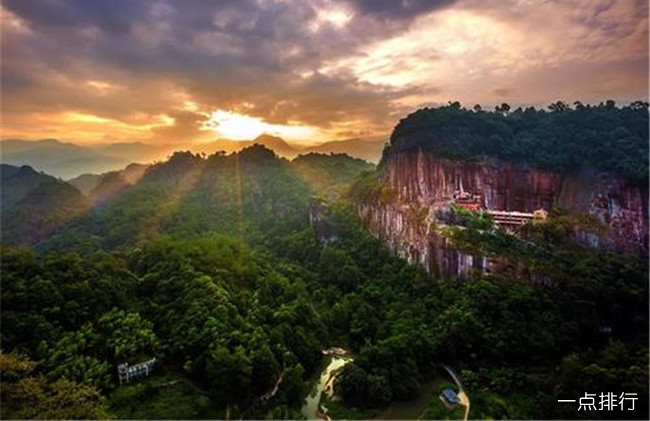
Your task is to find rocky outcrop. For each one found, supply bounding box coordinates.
[310,200,341,244]
[359,149,648,278]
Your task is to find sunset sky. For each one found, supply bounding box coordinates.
[1,0,648,145]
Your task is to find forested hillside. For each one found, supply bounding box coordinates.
[291,153,374,199]
[389,101,649,183]
[1,180,89,247]
[1,139,648,419]
[3,0,647,418]
[0,164,59,209]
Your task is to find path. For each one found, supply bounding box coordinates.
[442,365,470,421]
[261,369,287,401]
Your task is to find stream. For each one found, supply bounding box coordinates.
[301,349,352,420]
[301,349,446,421]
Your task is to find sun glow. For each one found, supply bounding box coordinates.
[310,6,353,31]
[319,10,517,89]
[202,110,320,141]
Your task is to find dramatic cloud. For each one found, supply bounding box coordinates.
[1,0,647,145]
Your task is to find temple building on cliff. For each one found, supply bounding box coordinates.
[452,180,484,211]
[451,183,547,230]
[487,209,547,229]
[452,188,483,211]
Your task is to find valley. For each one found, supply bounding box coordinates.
[1,103,648,420]
[2,1,648,419]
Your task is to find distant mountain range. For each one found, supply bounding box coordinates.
[0,138,176,179]
[199,134,386,162]
[0,135,385,179]
[195,134,301,158]
[0,147,374,247]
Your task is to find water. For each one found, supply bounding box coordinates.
[301,352,443,421]
[301,356,350,420]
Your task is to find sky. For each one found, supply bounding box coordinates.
[1,0,648,145]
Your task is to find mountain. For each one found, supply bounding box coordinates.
[36,145,312,250]
[68,163,148,195]
[0,162,91,246]
[290,153,374,199]
[0,162,148,246]
[194,134,300,158]
[353,103,649,278]
[7,147,377,250]
[1,179,88,246]
[67,173,102,195]
[1,138,64,155]
[92,142,178,163]
[1,139,131,179]
[304,138,386,162]
[2,125,648,420]
[87,172,132,204]
[196,135,386,162]
[0,164,59,209]
[251,134,299,157]
[1,136,386,180]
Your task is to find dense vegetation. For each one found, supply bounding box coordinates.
[1,180,89,247]
[0,164,59,209]
[333,210,648,419]
[388,101,649,183]
[290,153,374,199]
[1,137,648,419]
[1,235,325,419]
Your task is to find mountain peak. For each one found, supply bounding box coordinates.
[253,134,290,147]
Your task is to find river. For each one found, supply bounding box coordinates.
[301,354,446,421]
[301,352,352,420]
[301,348,456,421]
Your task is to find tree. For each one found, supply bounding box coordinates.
[629,100,649,110]
[548,101,569,112]
[44,323,112,390]
[97,309,159,361]
[387,101,648,183]
[367,373,392,405]
[336,363,369,406]
[495,103,511,115]
[0,352,109,420]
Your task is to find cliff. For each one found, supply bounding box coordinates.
[358,148,648,279]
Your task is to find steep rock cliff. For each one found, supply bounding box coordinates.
[359,149,648,278]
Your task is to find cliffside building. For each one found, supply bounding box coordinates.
[452,189,482,211]
[451,185,547,230]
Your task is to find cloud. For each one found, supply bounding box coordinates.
[1,0,647,145]
[492,88,513,97]
[320,0,648,108]
[348,0,458,21]
[2,0,409,143]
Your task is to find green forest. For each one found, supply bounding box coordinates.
[1,104,649,420]
[388,100,649,183]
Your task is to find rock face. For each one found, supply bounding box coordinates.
[359,149,648,279]
[310,200,340,244]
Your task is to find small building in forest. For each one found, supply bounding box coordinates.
[117,358,156,385]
